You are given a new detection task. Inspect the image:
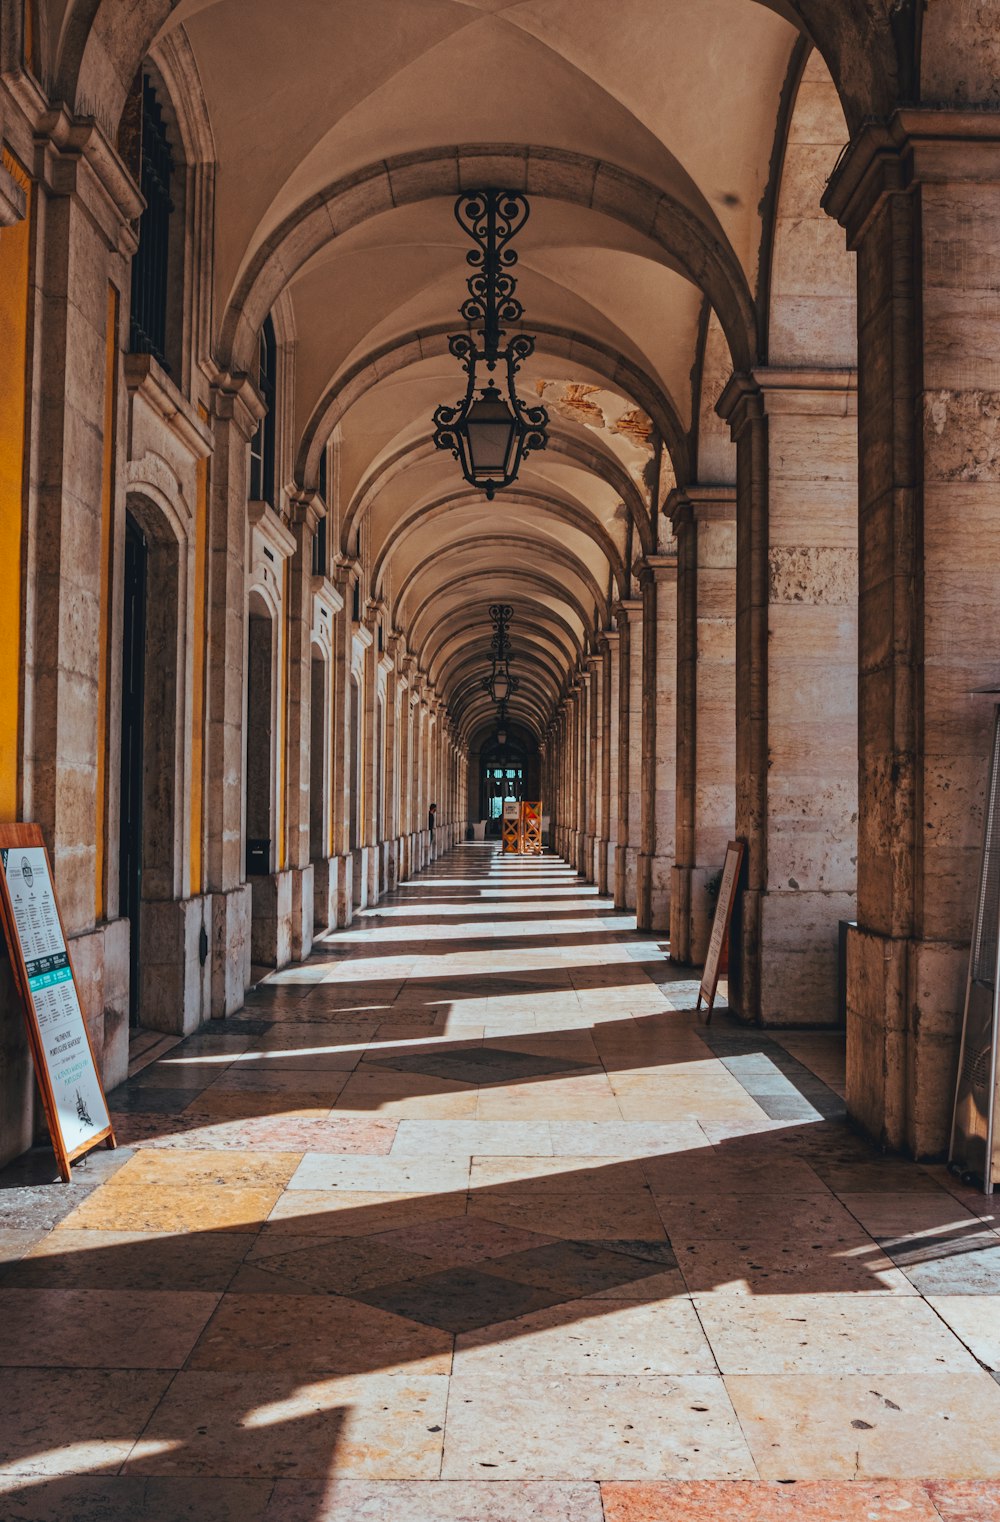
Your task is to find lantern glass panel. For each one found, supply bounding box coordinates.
[465,389,517,478]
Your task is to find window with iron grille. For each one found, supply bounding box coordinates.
[249,316,276,505]
[129,75,174,370]
[311,449,328,576]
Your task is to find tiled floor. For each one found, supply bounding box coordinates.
[2,844,1000,1520]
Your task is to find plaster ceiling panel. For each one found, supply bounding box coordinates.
[179,0,471,295]
[288,199,688,421]
[523,247,701,430]
[503,0,798,278]
[236,11,708,267]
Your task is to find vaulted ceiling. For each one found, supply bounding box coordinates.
[137,0,820,745]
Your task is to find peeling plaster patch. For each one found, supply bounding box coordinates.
[924,389,1000,480]
[535,379,654,497]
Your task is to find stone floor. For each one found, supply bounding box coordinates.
[2,844,1000,1521]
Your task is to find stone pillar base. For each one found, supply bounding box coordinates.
[670,865,717,966]
[647,852,671,937]
[846,925,962,1159]
[335,853,353,927]
[614,843,628,910]
[351,847,370,910]
[139,895,212,1035]
[312,856,339,933]
[290,865,314,962]
[594,838,606,892]
[68,917,130,1092]
[366,846,379,906]
[211,884,252,1017]
[250,870,294,969]
[637,852,670,935]
[750,888,856,1029]
[669,864,693,964]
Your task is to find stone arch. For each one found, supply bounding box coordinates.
[766,47,856,367]
[217,146,758,381]
[394,542,606,645]
[370,489,628,607]
[346,428,654,563]
[56,1,901,180]
[295,323,690,492]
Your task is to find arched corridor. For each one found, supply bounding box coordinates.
[5,0,1000,1505]
[3,842,1000,1514]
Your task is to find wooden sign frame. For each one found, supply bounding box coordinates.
[520,800,542,855]
[696,839,745,1024]
[0,824,116,1180]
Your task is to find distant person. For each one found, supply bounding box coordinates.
[428,802,437,834]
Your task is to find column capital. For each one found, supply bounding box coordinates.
[752,366,856,419]
[716,371,763,438]
[666,483,737,528]
[34,108,143,251]
[287,489,325,531]
[643,553,678,581]
[823,108,1000,248]
[614,598,643,631]
[210,369,266,441]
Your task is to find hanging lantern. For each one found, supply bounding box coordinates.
[433,191,548,499]
[481,602,520,706]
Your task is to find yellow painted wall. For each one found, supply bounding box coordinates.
[0,155,32,825]
[94,285,118,916]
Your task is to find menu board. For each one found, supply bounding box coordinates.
[697,839,745,1023]
[0,825,114,1178]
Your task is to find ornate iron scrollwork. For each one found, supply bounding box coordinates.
[432,190,549,499]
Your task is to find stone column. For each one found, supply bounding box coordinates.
[587,652,601,882]
[330,567,355,925]
[19,121,141,1084]
[284,498,319,960]
[361,613,380,906]
[205,377,262,1008]
[602,629,620,897]
[668,486,737,965]
[576,674,590,875]
[615,598,643,910]
[824,113,1000,1155]
[639,554,678,935]
[718,367,858,1029]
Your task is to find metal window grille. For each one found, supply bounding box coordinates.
[249,316,276,505]
[129,75,174,369]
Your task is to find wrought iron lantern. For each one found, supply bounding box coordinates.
[482,603,519,706]
[433,190,548,499]
[495,701,509,749]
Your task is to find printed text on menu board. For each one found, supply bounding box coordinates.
[1,847,111,1154]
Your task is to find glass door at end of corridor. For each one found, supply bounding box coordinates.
[483,764,524,837]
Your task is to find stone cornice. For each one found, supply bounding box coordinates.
[209,369,264,441]
[716,371,763,436]
[665,483,737,527]
[823,108,1000,249]
[643,553,678,580]
[288,489,324,532]
[34,108,143,252]
[754,366,857,418]
[125,353,214,460]
[249,500,296,562]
